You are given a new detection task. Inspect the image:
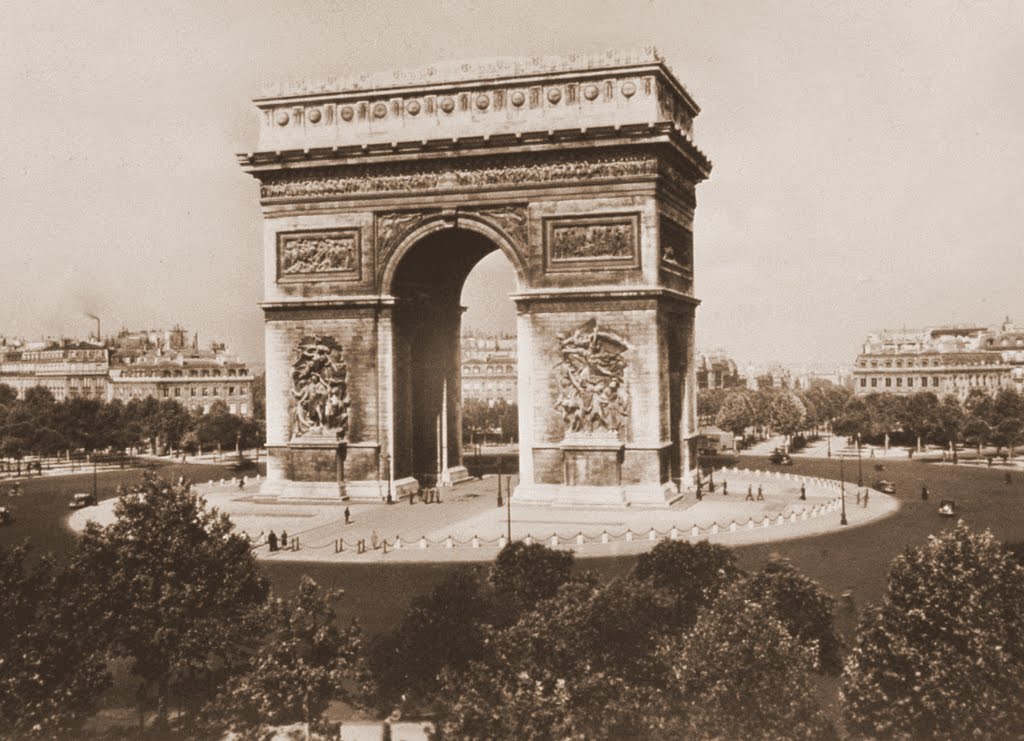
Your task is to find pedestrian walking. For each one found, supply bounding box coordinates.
[863,490,869,507]
[267,530,278,552]
[856,490,861,505]
[238,476,245,490]
[921,485,929,501]
[756,485,764,501]
[800,483,806,500]
[722,481,728,496]
[344,506,351,524]
[281,531,288,548]
[745,486,754,501]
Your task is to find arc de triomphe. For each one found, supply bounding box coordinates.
[239,49,711,506]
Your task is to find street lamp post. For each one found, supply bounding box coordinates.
[839,452,848,525]
[826,420,832,458]
[505,474,512,543]
[856,433,863,488]
[92,458,98,501]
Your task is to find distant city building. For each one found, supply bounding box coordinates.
[745,363,793,390]
[461,331,517,405]
[696,351,744,390]
[852,318,1024,399]
[0,326,255,415]
[0,338,109,401]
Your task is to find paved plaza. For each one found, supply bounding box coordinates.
[68,468,898,562]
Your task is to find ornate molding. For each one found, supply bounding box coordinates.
[291,336,350,441]
[277,229,361,282]
[464,205,528,248]
[554,319,630,436]
[543,213,640,272]
[375,210,440,267]
[259,152,658,201]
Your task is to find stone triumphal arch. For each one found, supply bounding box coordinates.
[239,49,711,506]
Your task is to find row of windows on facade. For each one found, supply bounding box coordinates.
[462,365,515,375]
[114,386,245,398]
[116,368,249,378]
[858,356,1004,368]
[859,374,1007,389]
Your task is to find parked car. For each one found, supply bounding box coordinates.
[69,492,97,509]
[873,480,896,494]
[0,506,13,525]
[938,499,956,517]
[769,449,793,465]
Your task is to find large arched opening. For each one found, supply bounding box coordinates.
[387,224,521,486]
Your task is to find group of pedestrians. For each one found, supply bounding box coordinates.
[266,529,289,551]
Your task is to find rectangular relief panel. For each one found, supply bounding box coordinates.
[276,228,362,283]
[542,213,640,273]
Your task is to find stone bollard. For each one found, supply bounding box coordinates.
[747,518,755,530]
[498,535,507,548]
[576,532,585,545]
[670,526,679,540]
[419,536,427,549]
[472,536,480,549]
[395,537,403,549]
[789,512,797,524]
[601,531,610,544]
[625,530,634,542]
[710,523,719,535]
[777,514,785,526]
[729,521,737,533]
[524,534,533,546]
[445,536,454,549]
[692,525,700,537]
[550,535,558,547]
[801,509,808,521]
[648,528,657,541]
[763,516,771,528]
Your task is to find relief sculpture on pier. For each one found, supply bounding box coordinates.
[554,319,630,436]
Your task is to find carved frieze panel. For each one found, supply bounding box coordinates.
[277,229,361,283]
[375,210,440,267]
[659,217,693,275]
[465,205,528,248]
[259,152,658,200]
[291,336,350,441]
[543,213,640,272]
[554,319,630,437]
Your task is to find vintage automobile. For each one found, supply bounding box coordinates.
[873,480,896,494]
[938,499,956,517]
[769,449,794,466]
[0,506,13,525]
[69,492,97,509]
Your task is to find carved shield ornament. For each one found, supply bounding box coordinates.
[291,336,350,439]
[554,319,630,436]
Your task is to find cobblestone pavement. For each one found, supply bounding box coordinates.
[69,467,898,562]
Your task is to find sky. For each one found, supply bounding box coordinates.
[1,0,1021,369]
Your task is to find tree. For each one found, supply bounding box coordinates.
[737,559,843,674]
[70,474,269,731]
[769,391,807,443]
[489,541,575,622]
[833,396,875,440]
[0,383,16,409]
[714,391,755,449]
[991,389,1024,458]
[931,394,964,459]
[841,524,1024,739]
[902,391,940,452]
[365,568,491,714]
[211,577,361,735]
[0,544,110,738]
[632,539,741,627]
[669,597,836,740]
[697,387,728,425]
[864,393,906,450]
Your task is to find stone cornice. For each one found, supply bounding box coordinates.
[249,52,704,157]
[240,125,709,203]
[510,286,700,307]
[260,297,396,314]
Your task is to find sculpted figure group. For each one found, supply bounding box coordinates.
[291,336,351,438]
[554,319,630,436]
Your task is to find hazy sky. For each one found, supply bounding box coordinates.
[2,0,1021,368]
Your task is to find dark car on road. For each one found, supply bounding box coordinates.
[938,499,956,517]
[0,506,13,525]
[769,449,793,465]
[69,492,97,509]
[873,480,896,494]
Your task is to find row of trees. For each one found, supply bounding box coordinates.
[701,381,1024,458]
[3,477,1023,738]
[831,387,1024,457]
[462,398,518,444]
[700,381,853,446]
[0,384,263,471]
